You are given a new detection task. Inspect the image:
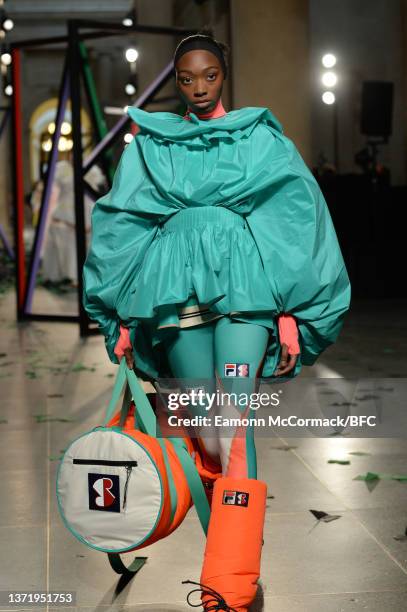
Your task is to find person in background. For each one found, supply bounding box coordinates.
[35,161,105,287]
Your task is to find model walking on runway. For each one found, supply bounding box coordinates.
[83,33,350,611]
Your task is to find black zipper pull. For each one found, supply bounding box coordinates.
[123,466,133,510]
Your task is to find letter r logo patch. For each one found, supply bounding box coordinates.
[88,473,121,512]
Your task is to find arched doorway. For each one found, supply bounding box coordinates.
[29,98,92,183]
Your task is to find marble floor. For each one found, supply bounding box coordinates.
[0,289,406,611]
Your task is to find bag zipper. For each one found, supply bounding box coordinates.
[122,466,133,510]
[72,459,138,467]
[72,459,137,510]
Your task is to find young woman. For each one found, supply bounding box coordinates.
[83,33,350,612]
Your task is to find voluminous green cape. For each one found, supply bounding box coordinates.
[83,106,351,381]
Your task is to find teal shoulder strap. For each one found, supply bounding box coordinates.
[103,360,157,437]
[103,361,209,534]
[125,367,157,438]
[104,361,177,522]
[108,553,147,576]
[170,438,210,535]
[103,359,127,425]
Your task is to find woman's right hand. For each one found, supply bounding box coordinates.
[274,314,300,376]
[114,325,134,369]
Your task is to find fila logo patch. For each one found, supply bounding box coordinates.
[88,473,120,513]
[224,363,250,377]
[222,489,250,507]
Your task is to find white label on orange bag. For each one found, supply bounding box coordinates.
[222,490,250,506]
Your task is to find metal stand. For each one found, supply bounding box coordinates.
[10,19,196,335]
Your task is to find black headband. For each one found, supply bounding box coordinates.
[173,37,227,78]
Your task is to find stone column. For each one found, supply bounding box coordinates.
[230,0,311,162]
[135,0,175,111]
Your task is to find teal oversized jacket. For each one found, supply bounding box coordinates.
[83,106,351,380]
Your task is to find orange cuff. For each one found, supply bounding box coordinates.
[113,324,132,360]
[278,313,300,355]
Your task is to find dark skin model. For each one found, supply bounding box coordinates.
[175,48,224,115]
[124,48,298,376]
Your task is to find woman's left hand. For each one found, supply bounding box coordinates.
[274,343,298,376]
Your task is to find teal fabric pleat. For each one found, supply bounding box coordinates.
[83,106,350,380]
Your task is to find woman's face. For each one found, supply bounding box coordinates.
[175,49,224,114]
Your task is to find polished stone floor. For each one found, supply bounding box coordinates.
[0,289,406,611]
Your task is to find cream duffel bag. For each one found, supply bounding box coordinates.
[56,359,210,574]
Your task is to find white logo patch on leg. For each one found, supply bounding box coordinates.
[224,363,250,377]
[224,363,236,377]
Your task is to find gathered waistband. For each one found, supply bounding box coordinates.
[161,206,246,233]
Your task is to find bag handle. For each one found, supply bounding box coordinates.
[103,359,127,425]
[169,438,210,535]
[103,362,209,533]
[103,362,178,523]
[103,360,156,438]
[125,366,157,437]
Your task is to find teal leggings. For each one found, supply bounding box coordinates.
[162,317,269,479]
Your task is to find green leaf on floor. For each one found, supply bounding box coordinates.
[0,418,8,424]
[35,365,64,373]
[47,394,64,398]
[48,449,67,460]
[348,451,371,456]
[34,414,75,423]
[354,472,380,481]
[354,472,407,482]
[25,370,40,379]
[48,455,63,461]
[0,352,7,358]
[71,362,96,372]
[105,373,114,378]
[328,459,351,465]
[272,445,298,451]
